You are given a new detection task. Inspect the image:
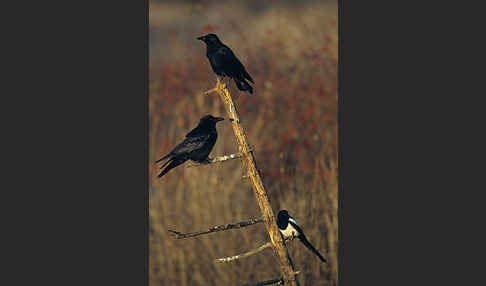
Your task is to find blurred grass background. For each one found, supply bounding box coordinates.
[149,0,338,285]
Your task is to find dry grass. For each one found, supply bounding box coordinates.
[150,1,338,285]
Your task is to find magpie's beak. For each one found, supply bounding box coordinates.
[215,117,224,122]
[197,36,204,41]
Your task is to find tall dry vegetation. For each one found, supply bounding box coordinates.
[150,1,338,285]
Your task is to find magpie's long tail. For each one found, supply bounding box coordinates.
[157,157,187,178]
[299,235,327,263]
[234,77,253,94]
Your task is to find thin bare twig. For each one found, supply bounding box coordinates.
[240,277,283,286]
[215,242,272,263]
[186,150,251,168]
[204,87,218,95]
[168,218,263,239]
[215,237,297,263]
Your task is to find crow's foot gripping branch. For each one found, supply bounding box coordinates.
[216,76,228,90]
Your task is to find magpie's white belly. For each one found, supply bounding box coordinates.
[280,224,298,238]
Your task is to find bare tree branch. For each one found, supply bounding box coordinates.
[215,242,272,263]
[240,277,283,286]
[210,77,298,285]
[203,87,218,96]
[168,218,263,239]
[215,237,297,263]
[186,150,251,168]
[238,272,300,286]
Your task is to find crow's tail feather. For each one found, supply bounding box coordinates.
[157,157,187,178]
[299,235,327,263]
[155,153,171,164]
[158,156,174,170]
[234,77,253,94]
[242,70,254,84]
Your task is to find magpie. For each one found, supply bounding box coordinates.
[277,210,327,263]
[155,115,224,178]
[197,33,255,94]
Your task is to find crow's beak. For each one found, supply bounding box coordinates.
[197,36,204,41]
[215,117,224,122]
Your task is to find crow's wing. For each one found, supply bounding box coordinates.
[216,46,253,83]
[157,157,187,178]
[155,153,171,164]
[186,125,204,138]
[207,47,231,75]
[170,134,211,157]
[241,68,254,84]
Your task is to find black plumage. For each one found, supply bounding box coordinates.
[197,33,254,94]
[155,115,224,178]
[277,210,327,263]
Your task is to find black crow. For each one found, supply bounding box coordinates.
[197,33,254,94]
[155,115,224,178]
[277,210,327,263]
